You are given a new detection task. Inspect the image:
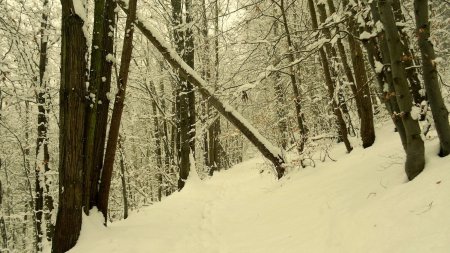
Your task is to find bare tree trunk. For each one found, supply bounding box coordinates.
[118,135,128,219]
[378,0,425,180]
[119,1,286,178]
[173,0,196,189]
[84,0,117,213]
[185,0,196,156]
[414,0,450,156]
[52,1,87,251]
[0,179,8,250]
[35,0,54,249]
[368,2,407,150]
[271,10,288,150]
[97,0,138,222]
[279,0,307,153]
[208,0,222,175]
[308,0,352,152]
[392,0,424,105]
[149,81,163,201]
[340,0,376,148]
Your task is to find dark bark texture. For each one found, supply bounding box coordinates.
[378,0,425,180]
[52,1,87,252]
[97,0,138,221]
[308,0,352,153]
[414,0,450,156]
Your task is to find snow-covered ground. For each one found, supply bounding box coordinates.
[70,124,450,253]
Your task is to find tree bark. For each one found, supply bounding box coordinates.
[0,179,8,250]
[392,0,424,105]
[308,0,352,152]
[378,0,425,180]
[52,1,87,252]
[97,0,138,222]
[414,0,450,156]
[174,0,196,189]
[208,0,222,175]
[35,0,54,249]
[340,0,376,148]
[118,135,129,219]
[150,81,163,200]
[279,0,307,153]
[84,0,117,212]
[368,2,407,150]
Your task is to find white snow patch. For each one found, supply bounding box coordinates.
[411,106,421,120]
[72,0,87,21]
[70,123,450,253]
[359,31,376,40]
[106,92,115,101]
[106,54,116,63]
[375,60,384,74]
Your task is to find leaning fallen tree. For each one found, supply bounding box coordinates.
[118,1,285,178]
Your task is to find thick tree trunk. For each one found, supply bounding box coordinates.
[52,1,87,252]
[83,0,106,213]
[84,0,117,212]
[369,2,407,150]
[119,2,286,178]
[378,0,425,180]
[414,0,450,156]
[97,0,138,222]
[308,0,352,152]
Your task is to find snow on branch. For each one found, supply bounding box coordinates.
[117,1,286,178]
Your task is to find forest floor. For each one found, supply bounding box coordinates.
[69,123,450,253]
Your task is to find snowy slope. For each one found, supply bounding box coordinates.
[70,124,450,253]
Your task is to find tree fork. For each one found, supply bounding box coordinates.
[97,0,138,221]
[378,0,425,180]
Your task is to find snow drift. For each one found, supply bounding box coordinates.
[69,123,450,253]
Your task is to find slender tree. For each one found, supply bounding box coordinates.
[414,0,450,156]
[98,0,138,221]
[378,0,425,180]
[307,0,352,152]
[34,0,54,250]
[279,0,308,153]
[342,1,376,148]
